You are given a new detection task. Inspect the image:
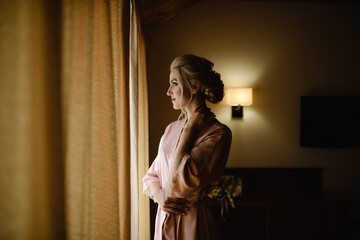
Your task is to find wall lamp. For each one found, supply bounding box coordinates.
[226,88,253,118]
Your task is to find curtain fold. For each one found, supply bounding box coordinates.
[62,0,149,239]
[114,1,132,239]
[129,1,139,238]
[129,1,150,239]
[0,0,64,239]
[136,10,151,240]
[62,0,124,238]
[1,0,149,239]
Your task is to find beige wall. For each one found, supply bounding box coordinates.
[146,0,360,214]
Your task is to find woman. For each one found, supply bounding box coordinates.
[143,54,232,240]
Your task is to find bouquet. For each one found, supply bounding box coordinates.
[207,176,236,221]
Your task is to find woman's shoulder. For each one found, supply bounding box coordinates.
[211,118,232,136]
[201,116,232,141]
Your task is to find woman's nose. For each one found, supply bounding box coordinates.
[167,86,171,96]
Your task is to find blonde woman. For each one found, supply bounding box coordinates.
[143,54,232,240]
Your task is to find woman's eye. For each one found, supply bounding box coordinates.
[171,81,178,86]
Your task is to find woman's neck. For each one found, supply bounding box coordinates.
[185,100,207,120]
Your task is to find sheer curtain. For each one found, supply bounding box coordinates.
[130,2,151,239]
[1,0,150,239]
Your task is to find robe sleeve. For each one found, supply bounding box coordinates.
[142,135,164,200]
[142,156,160,200]
[171,126,232,199]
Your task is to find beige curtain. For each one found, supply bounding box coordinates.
[0,0,65,239]
[136,14,151,240]
[62,0,150,239]
[1,0,150,239]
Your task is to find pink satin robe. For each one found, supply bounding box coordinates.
[143,114,232,240]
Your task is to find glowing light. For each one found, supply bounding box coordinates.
[226,88,253,106]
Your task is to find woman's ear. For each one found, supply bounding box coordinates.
[192,83,201,94]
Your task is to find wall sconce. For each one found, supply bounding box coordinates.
[226,88,253,118]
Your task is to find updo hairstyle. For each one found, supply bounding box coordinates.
[170,54,224,104]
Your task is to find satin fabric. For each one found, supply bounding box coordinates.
[143,111,232,240]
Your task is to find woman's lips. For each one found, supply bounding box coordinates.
[171,98,175,101]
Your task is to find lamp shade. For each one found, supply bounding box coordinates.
[226,88,253,106]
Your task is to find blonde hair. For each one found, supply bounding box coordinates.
[170,54,224,119]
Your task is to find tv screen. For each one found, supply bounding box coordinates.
[300,96,360,148]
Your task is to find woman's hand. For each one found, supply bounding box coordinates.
[161,196,190,216]
[154,188,190,215]
[151,182,190,215]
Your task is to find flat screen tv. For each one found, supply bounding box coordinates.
[300,96,360,148]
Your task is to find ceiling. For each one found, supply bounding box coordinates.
[138,0,357,29]
[138,0,203,29]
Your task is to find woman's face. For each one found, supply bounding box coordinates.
[167,68,191,110]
